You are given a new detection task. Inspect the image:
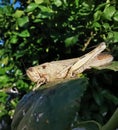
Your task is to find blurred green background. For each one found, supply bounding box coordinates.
[0,0,118,130]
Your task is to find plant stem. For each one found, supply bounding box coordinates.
[101,108,118,130]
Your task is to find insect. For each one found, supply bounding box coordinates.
[26,42,113,89]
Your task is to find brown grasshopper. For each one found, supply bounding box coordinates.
[26,42,113,89]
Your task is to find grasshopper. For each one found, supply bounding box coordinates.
[26,42,113,89]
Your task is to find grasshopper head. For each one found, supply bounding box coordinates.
[26,67,41,83]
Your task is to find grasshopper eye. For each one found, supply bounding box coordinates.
[41,65,47,69]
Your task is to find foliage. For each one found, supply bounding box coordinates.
[11,75,118,130]
[0,0,118,129]
[11,78,88,130]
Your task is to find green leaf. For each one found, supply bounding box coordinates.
[26,3,38,12]
[0,56,8,65]
[18,30,30,37]
[94,10,102,21]
[95,3,107,11]
[0,68,6,75]
[73,121,101,130]
[113,11,118,22]
[14,50,27,60]
[103,6,116,21]
[38,5,53,13]
[34,0,44,4]
[97,61,118,71]
[0,75,9,84]
[64,35,78,47]
[54,0,62,7]
[0,92,8,102]
[0,104,7,117]
[0,65,14,75]
[10,35,18,44]
[3,57,8,65]
[12,78,88,130]
[75,0,79,7]
[2,6,13,16]
[33,18,43,23]
[102,23,110,30]
[13,10,24,18]
[17,16,29,27]
[107,32,118,43]
[92,22,101,30]
[102,90,118,105]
